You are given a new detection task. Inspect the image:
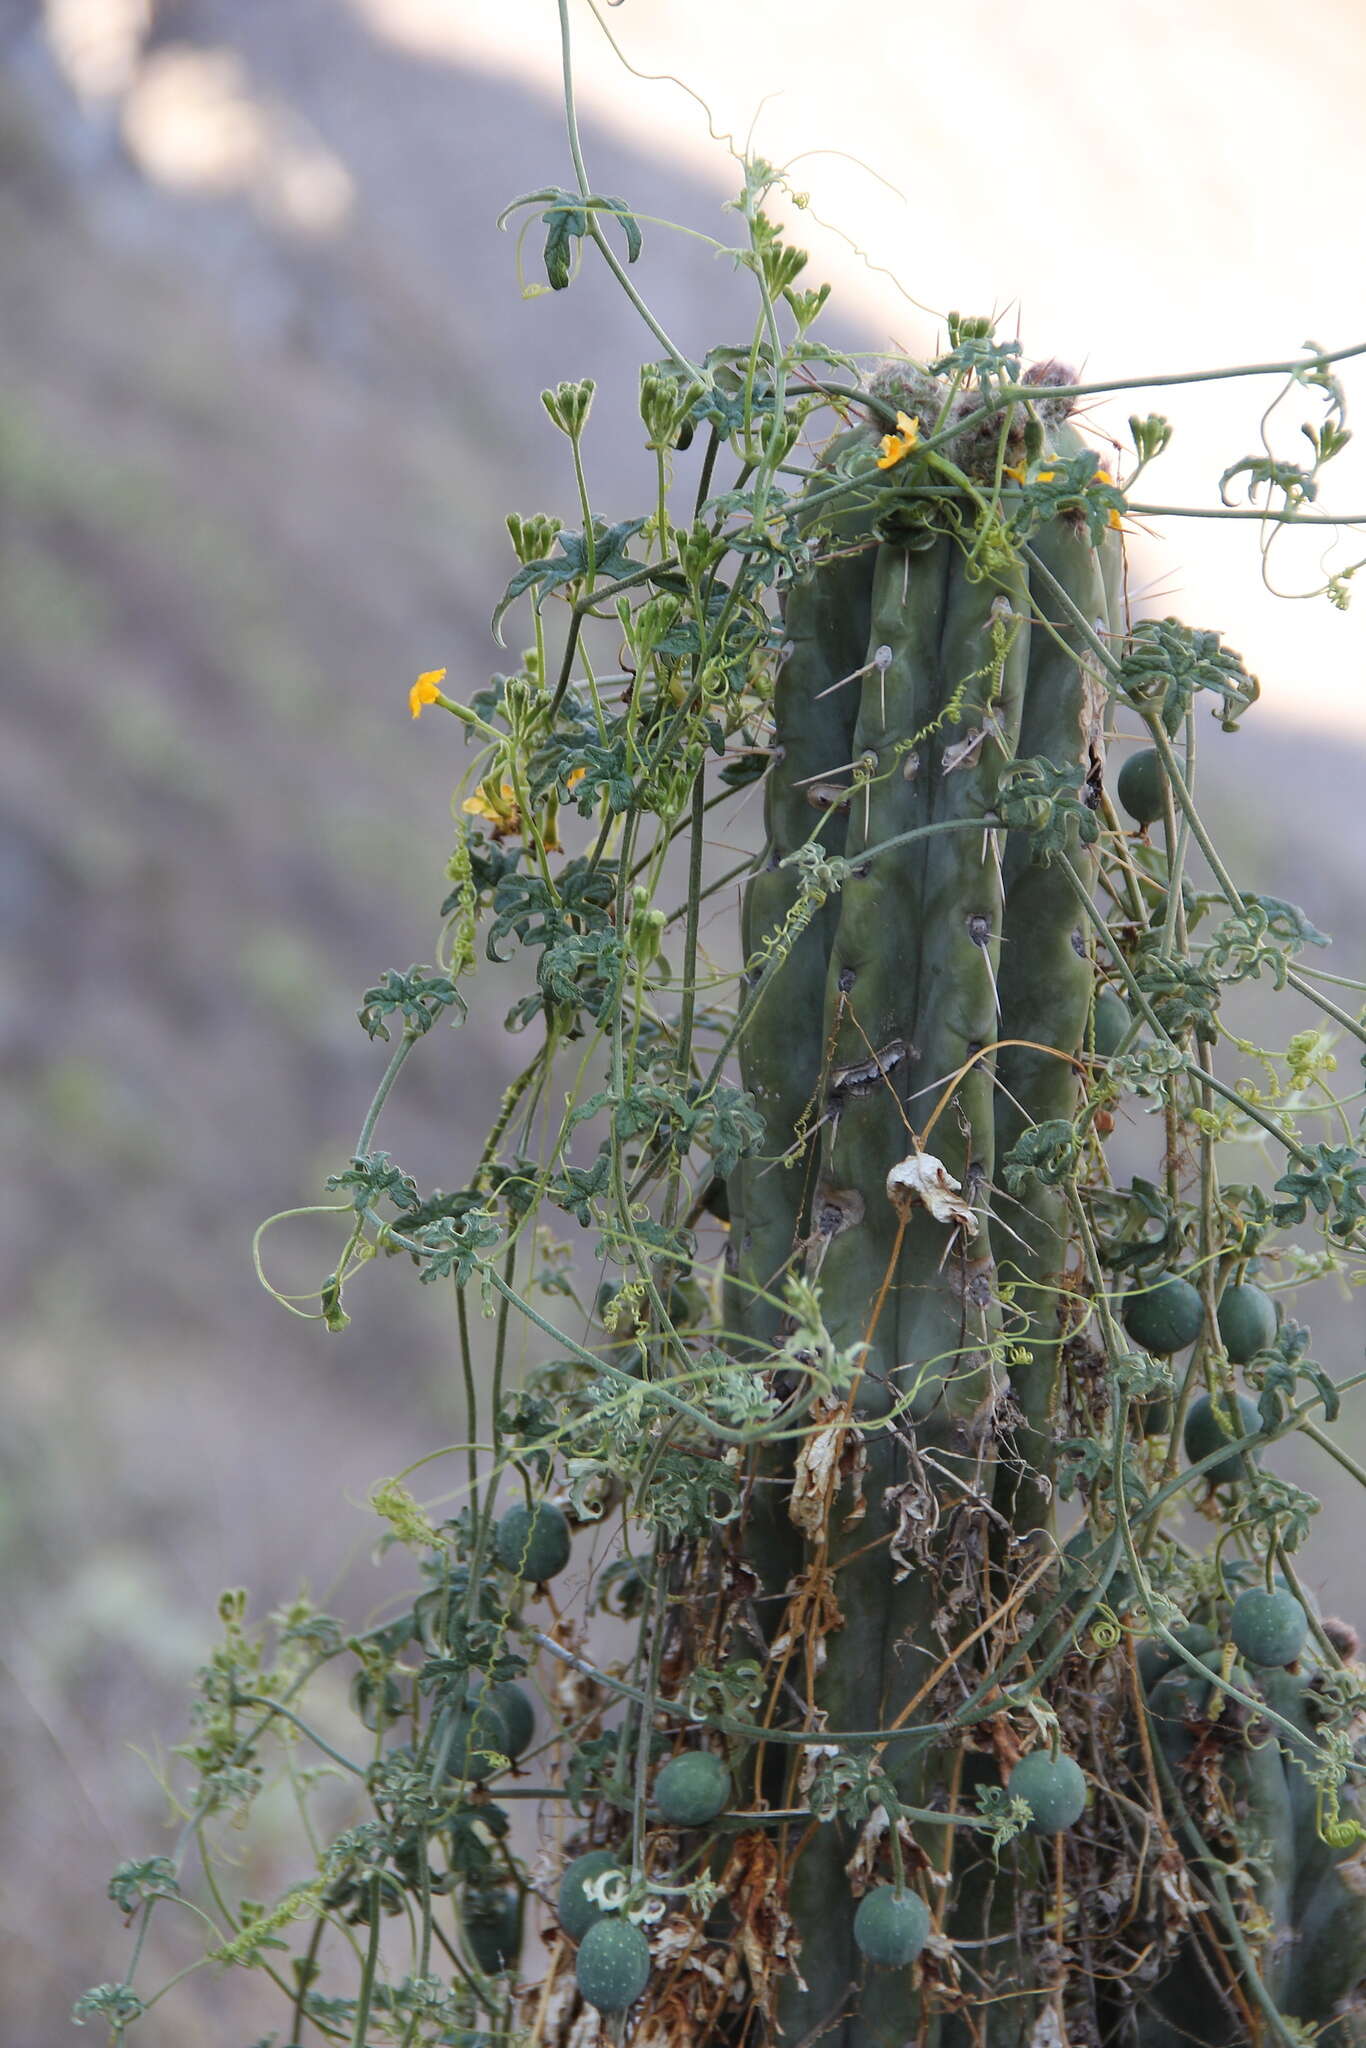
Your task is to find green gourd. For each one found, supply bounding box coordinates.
[441,1692,511,1785]
[494,1501,572,1581]
[1182,1390,1261,1486]
[575,1917,651,2011]
[484,1678,535,1759]
[1122,1272,1205,1355]
[1215,1281,1277,1364]
[558,1849,623,1942]
[1116,745,1167,826]
[1007,1750,1088,1833]
[853,1886,931,1967]
[653,1750,730,1826]
[557,1851,626,1941]
[1092,988,1133,1058]
[1229,1587,1308,1668]
[463,1887,521,1975]
[1135,1622,1219,1694]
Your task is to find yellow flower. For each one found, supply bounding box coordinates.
[1003,463,1057,485]
[875,411,920,470]
[1005,461,1125,530]
[409,667,447,719]
[1093,465,1126,530]
[462,781,521,834]
[462,767,589,849]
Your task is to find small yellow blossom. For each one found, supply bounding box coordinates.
[1094,465,1126,530]
[409,668,447,719]
[461,766,589,850]
[875,411,920,470]
[1004,463,1057,485]
[1005,461,1124,530]
[462,781,521,834]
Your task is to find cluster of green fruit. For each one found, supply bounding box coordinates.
[555,1751,731,2011]
[1120,1268,1276,1475]
[1104,741,1281,1481]
[1139,1583,1310,1736]
[1133,1588,1366,2035]
[440,1504,572,1789]
[559,1743,1100,2011]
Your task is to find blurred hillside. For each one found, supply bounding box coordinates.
[0,5,1363,2041]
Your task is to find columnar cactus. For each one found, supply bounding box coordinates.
[723,369,1366,2045]
[727,368,1113,2042]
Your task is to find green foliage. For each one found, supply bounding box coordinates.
[92,14,1366,2048]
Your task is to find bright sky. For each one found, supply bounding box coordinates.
[352,0,1366,738]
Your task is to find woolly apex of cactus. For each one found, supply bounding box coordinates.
[1323,1616,1362,1660]
[1020,358,1081,424]
[868,360,947,425]
[868,354,1079,477]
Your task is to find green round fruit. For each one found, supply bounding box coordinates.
[1137,1394,1172,1438]
[1216,1283,1277,1365]
[558,1850,623,1942]
[473,1676,535,1761]
[494,1501,572,1582]
[1122,1273,1205,1356]
[654,1750,730,1827]
[443,1694,511,1784]
[852,1886,930,1968]
[1230,1587,1308,1668]
[575,1917,651,2011]
[1116,746,1168,827]
[1183,1391,1260,1486]
[1007,1751,1087,1834]
[464,1887,521,1975]
[1092,989,1133,1059]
